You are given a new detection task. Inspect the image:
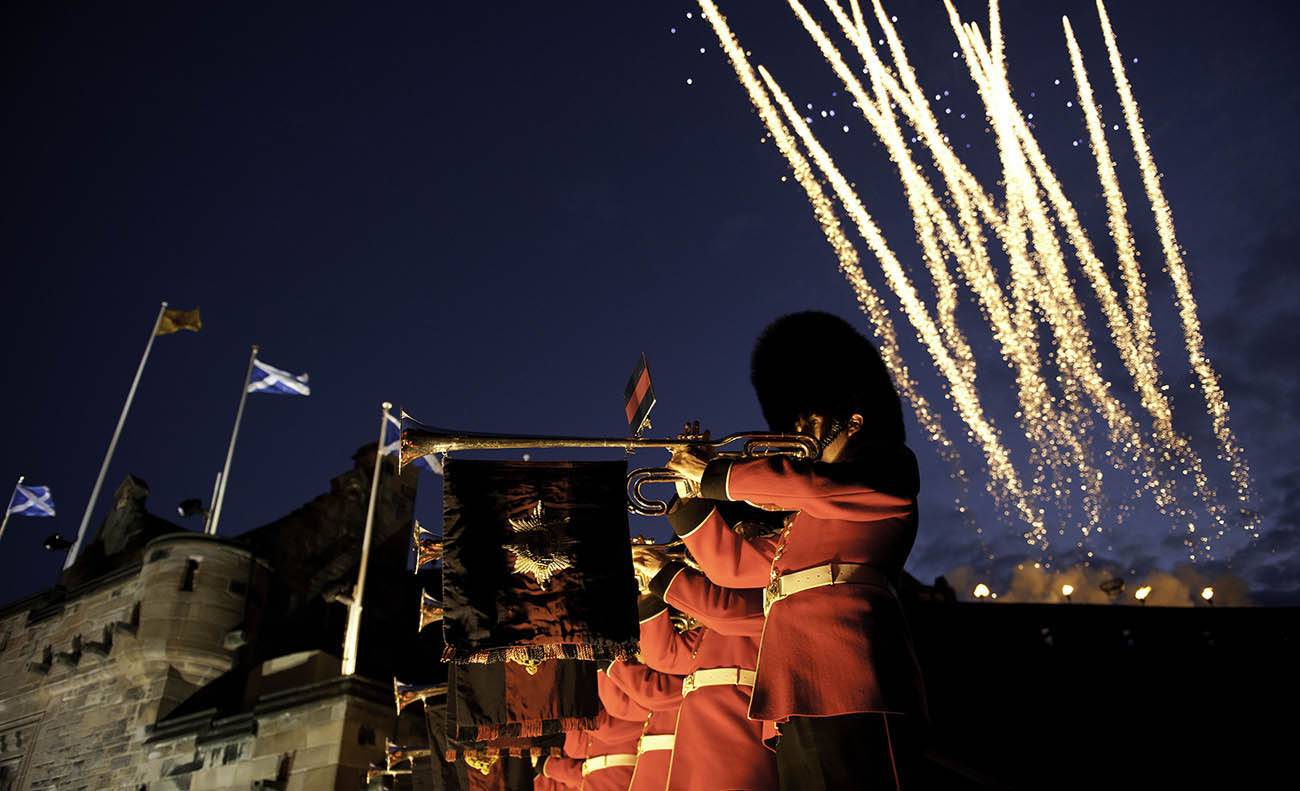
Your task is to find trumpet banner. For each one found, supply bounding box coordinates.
[441,459,639,664]
[446,660,589,746]
[426,698,544,789]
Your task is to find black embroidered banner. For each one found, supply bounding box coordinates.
[446,660,593,746]
[441,459,639,664]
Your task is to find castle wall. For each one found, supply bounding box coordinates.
[138,678,397,790]
[0,447,421,790]
[0,538,266,790]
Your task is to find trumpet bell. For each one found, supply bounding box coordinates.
[412,521,443,572]
[367,764,412,783]
[393,678,444,714]
[386,738,433,770]
[418,589,445,631]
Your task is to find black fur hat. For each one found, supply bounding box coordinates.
[750,311,904,443]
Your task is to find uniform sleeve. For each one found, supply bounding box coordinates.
[700,453,918,521]
[636,602,702,675]
[652,563,765,637]
[606,659,683,711]
[539,756,584,788]
[562,728,590,760]
[597,670,650,722]
[668,499,776,588]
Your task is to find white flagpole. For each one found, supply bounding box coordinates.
[202,471,222,534]
[66,302,169,569]
[342,401,392,677]
[208,346,259,537]
[0,475,22,543]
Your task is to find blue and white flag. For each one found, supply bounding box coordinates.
[7,484,56,517]
[386,412,442,474]
[247,359,311,396]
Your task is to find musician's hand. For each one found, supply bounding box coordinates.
[667,449,707,486]
[632,545,669,585]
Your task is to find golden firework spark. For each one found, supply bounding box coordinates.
[696,0,1011,551]
[1095,0,1255,525]
[695,0,1253,562]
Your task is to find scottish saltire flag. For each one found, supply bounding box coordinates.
[8,484,56,517]
[247,359,311,396]
[384,412,442,474]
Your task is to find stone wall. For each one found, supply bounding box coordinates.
[138,655,400,790]
[0,445,421,790]
[0,537,265,790]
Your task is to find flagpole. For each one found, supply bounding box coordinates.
[0,475,22,543]
[202,471,222,534]
[66,302,169,569]
[342,401,391,677]
[208,345,259,537]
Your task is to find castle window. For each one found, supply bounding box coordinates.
[228,580,247,597]
[180,558,201,592]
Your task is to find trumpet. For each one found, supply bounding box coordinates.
[411,521,443,573]
[400,425,820,516]
[418,589,444,632]
[393,678,445,714]
[367,764,412,783]
[386,738,433,770]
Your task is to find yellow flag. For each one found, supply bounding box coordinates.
[156,307,202,336]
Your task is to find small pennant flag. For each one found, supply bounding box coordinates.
[390,412,442,474]
[156,307,202,336]
[623,353,655,436]
[247,359,311,396]
[7,484,56,517]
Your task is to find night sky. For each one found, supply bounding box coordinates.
[2,1,1297,606]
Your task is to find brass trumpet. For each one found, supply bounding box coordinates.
[418,589,444,631]
[411,521,443,573]
[367,764,412,783]
[386,738,433,770]
[393,678,445,714]
[400,425,820,516]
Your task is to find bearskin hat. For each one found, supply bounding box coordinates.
[750,311,904,443]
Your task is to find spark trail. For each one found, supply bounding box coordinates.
[1095,0,1255,529]
[695,0,1254,561]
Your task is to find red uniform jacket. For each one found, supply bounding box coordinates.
[671,443,927,723]
[605,660,682,791]
[538,707,640,791]
[639,591,777,790]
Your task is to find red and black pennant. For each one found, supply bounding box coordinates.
[623,353,655,436]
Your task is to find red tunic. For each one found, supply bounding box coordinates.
[540,709,640,791]
[537,755,582,789]
[639,597,777,790]
[675,444,927,723]
[605,661,683,791]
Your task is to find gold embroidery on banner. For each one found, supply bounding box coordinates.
[505,501,575,588]
[465,753,499,776]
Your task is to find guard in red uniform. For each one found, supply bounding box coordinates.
[636,584,777,790]
[664,311,928,790]
[535,702,641,791]
[603,659,683,791]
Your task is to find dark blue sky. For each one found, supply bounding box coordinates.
[3,1,1297,605]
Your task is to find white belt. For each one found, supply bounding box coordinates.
[681,667,756,697]
[581,754,637,776]
[763,562,894,615]
[637,734,675,754]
